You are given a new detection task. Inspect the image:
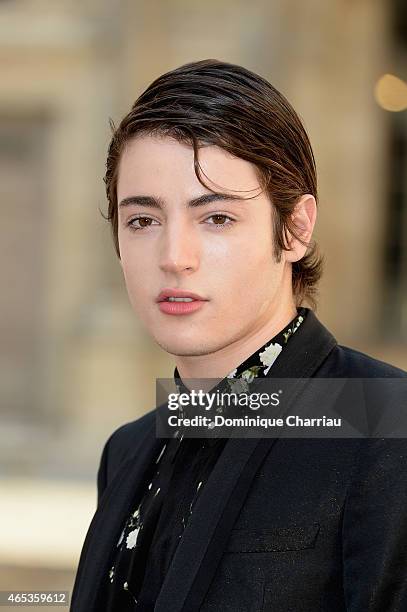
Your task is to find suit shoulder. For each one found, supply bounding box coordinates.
[330,344,407,377]
[107,407,156,452]
[102,408,157,478]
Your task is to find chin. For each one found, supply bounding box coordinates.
[153,333,215,358]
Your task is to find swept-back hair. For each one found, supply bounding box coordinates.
[103,59,323,309]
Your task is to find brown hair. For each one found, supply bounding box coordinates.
[103,59,323,309]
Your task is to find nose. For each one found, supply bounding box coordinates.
[158,219,199,274]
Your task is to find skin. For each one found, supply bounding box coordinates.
[117,134,316,387]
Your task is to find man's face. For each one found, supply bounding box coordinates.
[117,134,291,357]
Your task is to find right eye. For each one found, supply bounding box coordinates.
[127,216,160,231]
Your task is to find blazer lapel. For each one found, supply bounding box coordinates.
[155,309,339,612]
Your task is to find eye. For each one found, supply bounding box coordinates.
[205,214,235,229]
[127,216,159,231]
[126,213,236,232]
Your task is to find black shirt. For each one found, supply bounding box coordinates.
[101,307,307,610]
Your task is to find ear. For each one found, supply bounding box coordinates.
[284,194,317,263]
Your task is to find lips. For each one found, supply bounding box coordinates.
[156,288,208,302]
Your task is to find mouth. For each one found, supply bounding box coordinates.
[156,289,208,303]
[156,291,209,316]
[159,297,201,303]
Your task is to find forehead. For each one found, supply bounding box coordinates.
[117,133,261,196]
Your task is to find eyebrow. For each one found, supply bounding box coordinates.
[118,192,245,210]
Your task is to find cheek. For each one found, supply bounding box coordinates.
[217,249,273,302]
[227,232,274,279]
[120,258,148,301]
[230,245,282,311]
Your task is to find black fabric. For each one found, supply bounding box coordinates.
[101,307,307,610]
[71,307,407,612]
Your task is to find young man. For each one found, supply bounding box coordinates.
[72,59,407,611]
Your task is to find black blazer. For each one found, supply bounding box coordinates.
[71,309,407,611]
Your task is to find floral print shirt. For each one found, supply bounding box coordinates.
[101,307,307,610]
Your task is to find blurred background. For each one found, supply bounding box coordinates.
[1,0,407,608]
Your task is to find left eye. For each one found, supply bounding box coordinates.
[205,214,235,228]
